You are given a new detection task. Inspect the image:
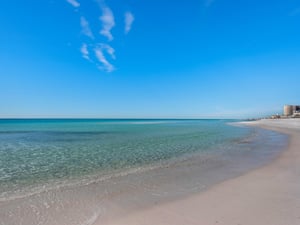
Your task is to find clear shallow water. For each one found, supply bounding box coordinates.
[0,119,288,225]
[0,119,251,197]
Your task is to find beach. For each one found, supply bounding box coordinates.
[0,119,298,225]
[103,119,300,225]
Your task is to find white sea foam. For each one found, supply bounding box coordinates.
[0,162,167,202]
[81,210,102,225]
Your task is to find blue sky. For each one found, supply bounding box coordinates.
[0,0,299,118]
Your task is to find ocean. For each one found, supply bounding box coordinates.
[0,119,288,225]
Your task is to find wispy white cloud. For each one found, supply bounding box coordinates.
[99,43,116,59]
[80,43,90,60]
[94,44,115,72]
[124,12,135,34]
[66,0,80,8]
[66,0,135,73]
[99,7,115,41]
[80,16,94,39]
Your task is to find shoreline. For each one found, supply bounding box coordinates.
[0,119,297,225]
[102,119,300,225]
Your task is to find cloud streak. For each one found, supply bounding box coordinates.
[80,16,94,39]
[95,44,115,72]
[80,43,90,60]
[66,0,135,73]
[66,0,80,8]
[99,7,115,41]
[100,43,116,59]
[125,12,135,34]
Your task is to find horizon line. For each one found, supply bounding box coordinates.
[0,117,242,120]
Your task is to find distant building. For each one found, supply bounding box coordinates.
[283,105,300,117]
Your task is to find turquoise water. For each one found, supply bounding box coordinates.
[0,119,289,225]
[0,120,246,194]
[0,119,283,201]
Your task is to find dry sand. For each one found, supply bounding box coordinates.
[101,119,300,225]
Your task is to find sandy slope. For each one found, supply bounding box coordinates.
[101,119,300,225]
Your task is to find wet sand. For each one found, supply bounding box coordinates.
[103,119,300,225]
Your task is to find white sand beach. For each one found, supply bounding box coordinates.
[102,119,300,225]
